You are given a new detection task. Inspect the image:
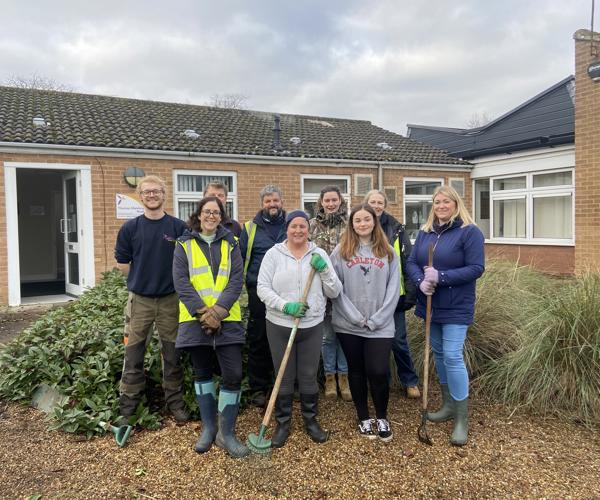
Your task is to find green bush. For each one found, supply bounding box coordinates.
[477,272,600,427]
[406,259,553,379]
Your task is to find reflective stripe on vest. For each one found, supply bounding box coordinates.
[178,238,242,323]
[393,237,406,296]
[243,220,257,276]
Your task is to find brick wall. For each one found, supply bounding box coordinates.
[485,244,575,275]
[0,152,470,305]
[574,29,600,273]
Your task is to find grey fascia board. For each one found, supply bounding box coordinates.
[0,141,468,170]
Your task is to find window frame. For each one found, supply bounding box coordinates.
[300,174,351,217]
[403,177,444,240]
[474,168,574,246]
[172,169,238,221]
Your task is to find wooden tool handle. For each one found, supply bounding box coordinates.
[422,244,433,411]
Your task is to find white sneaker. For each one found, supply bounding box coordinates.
[358,418,377,439]
[376,418,393,443]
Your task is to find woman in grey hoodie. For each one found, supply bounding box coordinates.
[330,204,400,442]
[258,210,342,448]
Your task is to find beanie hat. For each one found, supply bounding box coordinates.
[285,209,310,228]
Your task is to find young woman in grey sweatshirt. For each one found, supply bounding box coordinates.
[330,204,400,442]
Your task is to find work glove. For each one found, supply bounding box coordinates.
[310,253,328,272]
[196,307,209,323]
[424,266,439,285]
[419,280,436,296]
[200,307,222,332]
[282,302,310,318]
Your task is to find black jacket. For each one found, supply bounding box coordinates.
[380,212,417,311]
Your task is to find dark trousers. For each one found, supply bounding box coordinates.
[337,333,393,421]
[266,320,323,395]
[246,286,274,393]
[185,344,243,391]
[392,310,419,387]
[120,292,185,415]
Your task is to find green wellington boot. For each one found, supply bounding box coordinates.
[427,384,454,423]
[194,380,217,453]
[450,397,469,446]
[215,390,250,458]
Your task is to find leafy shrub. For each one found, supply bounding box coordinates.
[478,272,600,427]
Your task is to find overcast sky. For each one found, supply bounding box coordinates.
[0,0,594,134]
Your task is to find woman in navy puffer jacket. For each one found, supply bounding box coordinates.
[406,185,484,447]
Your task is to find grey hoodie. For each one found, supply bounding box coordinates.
[330,242,400,338]
[257,241,342,329]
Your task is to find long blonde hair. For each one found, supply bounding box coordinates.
[422,185,475,232]
[339,204,394,261]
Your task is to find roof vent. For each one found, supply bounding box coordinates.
[33,116,48,128]
[376,142,392,150]
[272,115,281,151]
[182,129,200,139]
[290,136,301,145]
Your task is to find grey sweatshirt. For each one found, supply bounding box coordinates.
[257,241,342,329]
[330,242,400,338]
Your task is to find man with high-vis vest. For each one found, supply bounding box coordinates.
[114,175,190,425]
[239,185,287,407]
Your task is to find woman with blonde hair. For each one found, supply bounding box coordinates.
[330,204,400,441]
[406,185,484,446]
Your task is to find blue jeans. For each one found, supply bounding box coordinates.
[392,310,419,387]
[322,314,348,374]
[429,322,469,401]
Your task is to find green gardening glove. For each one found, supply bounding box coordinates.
[283,302,310,318]
[310,252,328,272]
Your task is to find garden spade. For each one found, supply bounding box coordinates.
[418,244,434,446]
[247,267,317,455]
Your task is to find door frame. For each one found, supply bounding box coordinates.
[4,162,95,306]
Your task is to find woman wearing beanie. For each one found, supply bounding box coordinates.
[406,185,485,446]
[257,210,342,448]
[330,204,400,442]
[309,186,352,402]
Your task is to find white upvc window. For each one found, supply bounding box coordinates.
[474,168,574,245]
[403,177,444,240]
[449,177,465,197]
[173,170,237,222]
[300,174,351,218]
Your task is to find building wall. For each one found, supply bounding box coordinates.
[485,244,575,275]
[574,29,600,273]
[0,151,470,305]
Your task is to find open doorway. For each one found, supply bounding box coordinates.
[17,170,67,301]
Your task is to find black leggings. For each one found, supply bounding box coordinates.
[185,344,243,391]
[337,333,393,421]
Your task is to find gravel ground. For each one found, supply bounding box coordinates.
[1,390,598,499]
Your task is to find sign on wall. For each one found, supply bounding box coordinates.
[116,194,144,219]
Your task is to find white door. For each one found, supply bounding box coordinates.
[62,172,83,295]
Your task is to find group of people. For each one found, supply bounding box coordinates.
[114,175,485,459]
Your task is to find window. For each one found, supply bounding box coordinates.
[449,178,465,197]
[301,175,351,218]
[404,178,443,240]
[173,170,237,222]
[474,168,574,244]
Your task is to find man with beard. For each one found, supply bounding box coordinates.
[239,185,287,406]
[114,176,189,424]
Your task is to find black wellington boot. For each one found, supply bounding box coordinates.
[271,393,293,448]
[300,393,329,443]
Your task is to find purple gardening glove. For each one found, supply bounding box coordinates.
[419,280,435,296]
[424,266,439,285]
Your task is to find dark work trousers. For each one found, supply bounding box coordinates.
[337,333,393,421]
[185,344,243,391]
[246,286,274,394]
[391,310,419,387]
[120,292,185,416]
[266,320,323,395]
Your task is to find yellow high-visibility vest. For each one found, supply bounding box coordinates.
[393,237,406,297]
[178,238,242,323]
[243,220,257,276]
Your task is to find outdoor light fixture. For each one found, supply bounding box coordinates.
[123,166,146,187]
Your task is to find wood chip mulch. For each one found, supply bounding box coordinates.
[1,390,599,499]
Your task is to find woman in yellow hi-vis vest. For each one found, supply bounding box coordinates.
[173,196,248,459]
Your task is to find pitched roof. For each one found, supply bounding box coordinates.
[0,86,468,166]
[407,76,575,159]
